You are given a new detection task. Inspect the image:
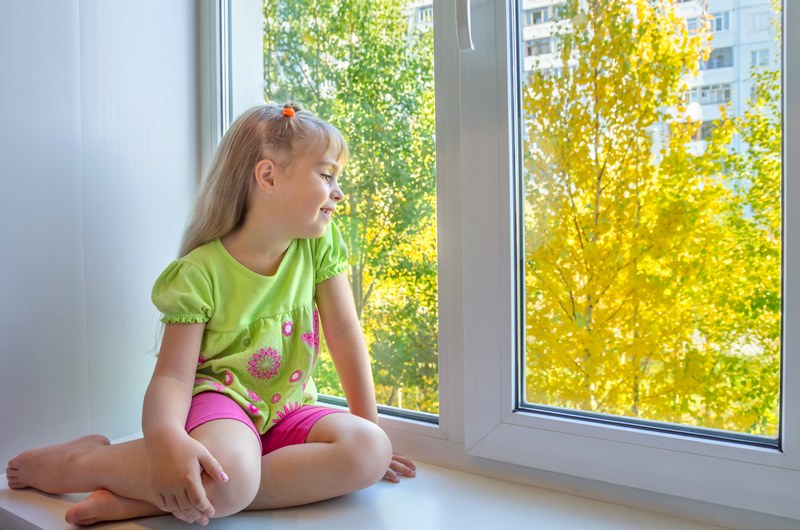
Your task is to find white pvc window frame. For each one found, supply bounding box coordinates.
[459,0,800,520]
[225,0,800,522]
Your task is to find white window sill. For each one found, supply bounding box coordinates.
[1,457,791,530]
[0,461,721,530]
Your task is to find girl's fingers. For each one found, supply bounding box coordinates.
[187,483,215,518]
[155,494,169,512]
[199,452,228,483]
[171,509,192,523]
[390,461,416,477]
[163,493,181,515]
[175,491,199,517]
[390,453,417,477]
[175,491,202,522]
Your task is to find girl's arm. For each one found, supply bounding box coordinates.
[315,273,416,481]
[142,322,227,523]
[315,274,377,422]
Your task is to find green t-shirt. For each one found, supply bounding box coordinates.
[151,222,348,435]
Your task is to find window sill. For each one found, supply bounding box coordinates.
[0,465,732,530]
[2,436,796,530]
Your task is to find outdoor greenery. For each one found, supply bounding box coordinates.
[263,0,782,433]
[523,0,781,435]
[264,0,438,413]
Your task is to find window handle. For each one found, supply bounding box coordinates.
[457,0,474,50]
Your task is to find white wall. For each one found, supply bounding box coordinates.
[0,0,199,464]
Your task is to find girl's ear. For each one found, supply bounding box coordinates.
[254,159,277,191]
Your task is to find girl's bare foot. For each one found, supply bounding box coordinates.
[5,434,110,493]
[65,489,164,526]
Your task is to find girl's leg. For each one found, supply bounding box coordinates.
[7,414,389,522]
[70,413,392,520]
[65,490,161,526]
[248,413,392,510]
[64,419,262,525]
[6,435,147,495]
[7,419,262,525]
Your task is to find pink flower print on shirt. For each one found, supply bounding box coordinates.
[282,321,294,336]
[247,389,262,402]
[301,309,320,352]
[273,402,302,424]
[271,393,281,404]
[223,371,234,386]
[248,403,259,414]
[194,377,222,392]
[289,370,303,383]
[247,347,281,380]
[301,332,319,351]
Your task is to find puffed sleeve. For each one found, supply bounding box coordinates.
[151,261,213,323]
[313,220,349,284]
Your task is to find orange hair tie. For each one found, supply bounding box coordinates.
[282,106,296,117]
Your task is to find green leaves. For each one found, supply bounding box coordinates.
[265,0,438,413]
[523,0,780,435]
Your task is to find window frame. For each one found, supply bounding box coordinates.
[751,11,770,32]
[701,46,734,69]
[687,83,732,105]
[711,11,730,32]
[227,0,800,522]
[525,36,551,57]
[458,0,800,520]
[752,48,770,68]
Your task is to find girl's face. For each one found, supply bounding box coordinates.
[278,142,344,239]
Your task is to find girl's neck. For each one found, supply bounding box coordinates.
[220,223,292,277]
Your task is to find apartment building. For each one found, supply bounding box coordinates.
[412,0,780,150]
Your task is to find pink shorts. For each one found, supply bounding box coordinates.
[185,392,341,455]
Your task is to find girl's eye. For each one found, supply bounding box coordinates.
[321,173,334,182]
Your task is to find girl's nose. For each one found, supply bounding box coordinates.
[331,185,344,202]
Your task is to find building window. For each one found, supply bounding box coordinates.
[523,7,549,26]
[700,46,733,69]
[686,83,732,105]
[711,11,730,32]
[415,5,433,25]
[751,11,770,31]
[691,119,717,141]
[525,37,551,57]
[751,48,770,67]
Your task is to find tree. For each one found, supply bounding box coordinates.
[713,2,783,433]
[264,0,438,412]
[522,0,779,435]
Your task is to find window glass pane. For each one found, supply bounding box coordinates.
[520,0,782,438]
[264,0,438,415]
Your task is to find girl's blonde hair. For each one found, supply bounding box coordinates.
[178,103,349,257]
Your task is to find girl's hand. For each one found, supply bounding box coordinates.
[147,431,228,524]
[383,452,417,483]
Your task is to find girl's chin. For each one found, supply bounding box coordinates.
[301,222,329,239]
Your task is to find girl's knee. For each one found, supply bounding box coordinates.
[191,419,262,517]
[339,419,392,486]
[204,456,260,518]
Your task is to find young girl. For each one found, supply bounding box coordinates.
[5,103,416,526]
